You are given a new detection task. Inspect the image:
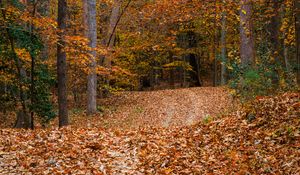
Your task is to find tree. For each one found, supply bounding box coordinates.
[220,0,227,85]
[269,0,282,85]
[1,0,32,128]
[296,0,300,84]
[83,0,97,115]
[57,0,69,127]
[240,0,255,67]
[213,0,219,86]
[107,0,121,48]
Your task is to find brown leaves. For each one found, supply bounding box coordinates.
[99,87,232,129]
[1,91,299,174]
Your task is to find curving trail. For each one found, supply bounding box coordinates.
[100,87,232,129]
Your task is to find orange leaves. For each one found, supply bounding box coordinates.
[15,48,31,63]
[0,91,299,174]
[64,35,108,74]
[140,0,202,25]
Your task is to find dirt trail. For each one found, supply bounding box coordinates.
[100,87,232,128]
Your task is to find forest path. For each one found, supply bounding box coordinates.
[98,87,232,129]
[1,91,298,174]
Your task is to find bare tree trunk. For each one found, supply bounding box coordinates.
[104,0,121,68]
[83,0,98,115]
[240,0,255,67]
[220,7,227,85]
[57,0,68,127]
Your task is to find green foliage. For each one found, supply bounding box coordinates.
[0,9,56,125]
[229,41,297,102]
[202,115,213,124]
[30,64,56,124]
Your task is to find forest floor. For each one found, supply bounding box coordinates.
[0,87,299,174]
[78,87,232,129]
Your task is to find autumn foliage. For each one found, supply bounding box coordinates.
[0,0,300,174]
[0,92,299,174]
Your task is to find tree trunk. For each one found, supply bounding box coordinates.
[240,0,255,67]
[14,111,31,129]
[169,52,175,88]
[38,0,50,60]
[104,0,121,68]
[282,2,290,72]
[269,0,283,85]
[270,0,281,57]
[57,0,69,127]
[101,0,121,96]
[83,0,98,115]
[220,8,227,85]
[196,52,202,86]
[29,0,38,130]
[296,0,300,85]
[213,0,218,86]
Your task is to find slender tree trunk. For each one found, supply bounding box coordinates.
[240,0,255,67]
[213,0,218,86]
[196,52,202,86]
[57,0,68,127]
[29,0,38,129]
[283,45,290,72]
[83,0,98,115]
[100,0,121,96]
[104,0,121,68]
[282,2,290,72]
[296,0,300,85]
[39,0,50,60]
[220,7,227,85]
[169,52,175,88]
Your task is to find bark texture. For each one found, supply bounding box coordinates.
[83,0,98,115]
[240,0,255,67]
[57,0,69,127]
[220,10,227,85]
[104,0,121,68]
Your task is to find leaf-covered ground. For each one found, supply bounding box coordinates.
[1,88,299,174]
[78,87,232,129]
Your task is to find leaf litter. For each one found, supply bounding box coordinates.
[0,88,299,174]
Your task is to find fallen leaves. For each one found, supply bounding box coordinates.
[0,90,299,174]
[97,87,232,129]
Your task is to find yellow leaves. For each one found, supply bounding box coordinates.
[163,61,193,71]
[65,35,108,74]
[0,70,15,83]
[161,168,173,174]
[96,66,109,75]
[15,48,31,62]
